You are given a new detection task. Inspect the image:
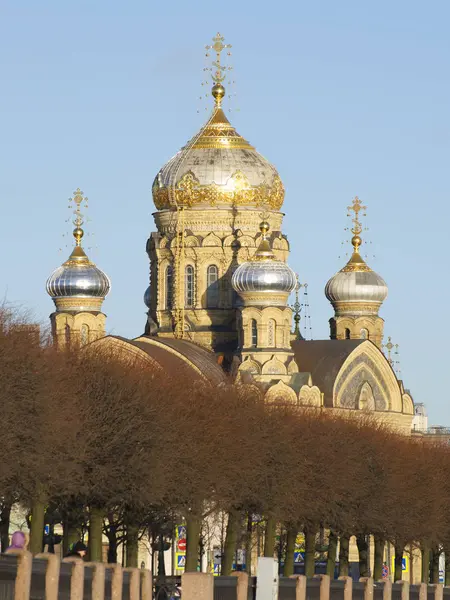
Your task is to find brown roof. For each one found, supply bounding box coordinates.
[292,339,365,407]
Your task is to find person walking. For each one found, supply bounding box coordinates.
[5,531,27,552]
[65,541,88,559]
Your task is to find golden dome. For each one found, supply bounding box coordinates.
[152,34,285,212]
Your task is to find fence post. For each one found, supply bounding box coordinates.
[36,553,60,600]
[232,571,249,600]
[359,577,374,600]
[382,579,392,600]
[106,564,123,600]
[289,575,306,600]
[313,575,330,600]
[140,570,152,600]
[5,550,32,600]
[181,573,214,600]
[124,568,140,600]
[62,557,84,600]
[85,562,106,600]
[338,576,352,600]
[418,583,427,600]
[430,584,444,600]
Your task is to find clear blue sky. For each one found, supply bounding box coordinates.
[1,0,448,424]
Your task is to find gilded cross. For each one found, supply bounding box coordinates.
[382,336,399,366]
[206,33,231,83]
[347,196,366,236]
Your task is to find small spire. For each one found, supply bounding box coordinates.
[253,220,275,261]
[347,196,367,254]
[383,336,399,367]
[205,33,232,108]
[293,274,304,340]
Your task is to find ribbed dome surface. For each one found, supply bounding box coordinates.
[46,246,110,299]
[232,261,296,296]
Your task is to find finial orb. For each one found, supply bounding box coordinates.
[259,221,270,234]
[74,227,84,241]
[212,83,225,103]
[352,234,362,249]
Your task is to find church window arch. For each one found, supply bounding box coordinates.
[268,319,276,347]
[65,324,71,345]
[80,324,89,346]
[345,328,351,340]
[165,265,173,309]
[360,328,369,340]
[206,265,219,308]
[251,319,258,348]
[185,265,195,308]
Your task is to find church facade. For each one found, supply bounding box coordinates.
[46,34,415,434]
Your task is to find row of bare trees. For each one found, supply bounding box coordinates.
[0,306,448,582]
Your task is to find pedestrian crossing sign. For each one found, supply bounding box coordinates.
[177,555,186,569]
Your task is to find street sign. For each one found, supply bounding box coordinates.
[294,552,304,563]
[177,555,186,568]
[213,549,222,565]
[382,564,389,579]
[177,539,186,552]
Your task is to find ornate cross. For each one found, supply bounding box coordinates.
[206,33,232,84]
[347,196,366,236]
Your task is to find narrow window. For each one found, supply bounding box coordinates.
[360,328,369,340]
[268,319,276,347]
[345,328,351,340]
[185,265,195,308]
[251,319,258,348]
[80,324,89,346]
[206,265,219,308]
[165,266,173,309]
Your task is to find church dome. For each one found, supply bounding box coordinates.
[232,222,296,307]
[325,221,387,316]
[152,35,284,212]
[143,285,151,309]
[46,189,110,313]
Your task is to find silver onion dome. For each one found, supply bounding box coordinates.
[232,221,296,307]
[325,245,387,316]
[46,246,110,312]
[144,285,151,309]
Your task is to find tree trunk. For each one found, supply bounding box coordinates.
[89,506,104,562]
[357,535,369,578]
[222,509,241,575]
[339,534,350,577]
[394,543,404,582]
[105,521,118,564]
[421,544,429,583]
[158,536,166,578]
[373,536,385,581]
[430,546,440,584]
[29,497,46,555]
[444,548,450,587]
[0,502,12,552]
[245,513,252,575]
[185,515,201,572]
[283,526,298,577]
[304,527,316,578]
[264,518,276,558]
[63,517,80,556]
[326,531,338,579]
[126,524,139,568]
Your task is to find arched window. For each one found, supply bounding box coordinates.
[165,266,173,309]
[206,265,219,308]
[360,328,369,340]
[251,319,258,348]
[65,324,71,345]
[80,324,89,346]
[185,265,195,308]
[268,319,276,347]
[345,328,351,340]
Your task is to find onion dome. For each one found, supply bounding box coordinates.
[325,197,388,317]
[46,189,110,313]
[152,33,284,212]
[232,221,296,307]
[144,285,151,309]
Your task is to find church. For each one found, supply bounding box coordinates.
[45,33,415,434]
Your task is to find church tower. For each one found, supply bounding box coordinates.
[145,34,290,357]
[231,220,298,381]
[325,197,388,348]
[46,189,110,347]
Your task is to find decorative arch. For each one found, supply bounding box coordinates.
[239,357,261,375]
[264,381,297,405]
[402,393,414,415]
[202,232,222,247]
[287,359,299,374]
[298,385,322,407]
[184,235,200,247]
[261,356,287,376]
[333,341,402,412]
[358,381,375,411]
